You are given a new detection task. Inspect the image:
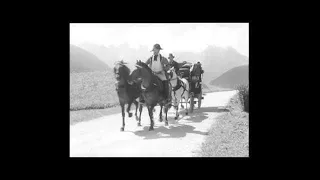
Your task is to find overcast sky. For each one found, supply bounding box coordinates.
[70,23,249,57]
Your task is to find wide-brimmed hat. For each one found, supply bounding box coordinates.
[168,53,175,59]
[150,44,163,52]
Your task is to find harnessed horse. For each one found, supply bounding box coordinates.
[129,60,172,131]
[167,67,189,119]
[113,61,142,131]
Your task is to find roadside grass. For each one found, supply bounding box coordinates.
[235,83,249,112]
[70,71,119,111]
[195,92,249,157]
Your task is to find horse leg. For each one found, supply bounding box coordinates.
[181,98,184,109]
[127,100,133,117]
[165,105,169,126]
[120,103,125,131]
[173,94,179,120]
[133,100,139,120]
[147,105,155,131]
[174,104,179,120]
[137,103,143,126]
[159,105,163,122]
[185,95,189,115]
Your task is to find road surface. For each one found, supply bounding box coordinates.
[70,90,237,157]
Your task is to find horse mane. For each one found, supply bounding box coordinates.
[136,61,152,74]
[114,61,131,78]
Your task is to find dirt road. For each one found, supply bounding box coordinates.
[70,90,237,157]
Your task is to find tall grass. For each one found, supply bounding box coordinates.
[235,83,249,112]
[195,94,249,157]
[70,71,119,111]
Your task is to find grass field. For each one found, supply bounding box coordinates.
[195,93,249,157]
[70,71,119,111]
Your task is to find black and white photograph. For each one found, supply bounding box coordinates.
[70,23,249,157]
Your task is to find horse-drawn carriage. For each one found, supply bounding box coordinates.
[178,62,204,113]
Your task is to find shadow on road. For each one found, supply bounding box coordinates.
[133,124,208,140]
[192,106,229,113]
[132,106,229,139]
[183,106,229,123]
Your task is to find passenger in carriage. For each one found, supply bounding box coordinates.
[168,53,180,75]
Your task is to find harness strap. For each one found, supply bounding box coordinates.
[172,78,182,92]
[172,78,188,98]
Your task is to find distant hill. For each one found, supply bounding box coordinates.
[70,44,111,73]
[209,65,248,89]
[78,42,150,70]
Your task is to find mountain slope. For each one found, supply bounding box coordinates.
[70,44,111,73]
[78,42,150,70]
[200,46,248,83]
[209,65,248,89]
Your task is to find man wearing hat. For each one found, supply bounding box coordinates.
[168,53,180,74]
[145,43,171,104]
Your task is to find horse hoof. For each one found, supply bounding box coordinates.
[186,112,188,115]
[120,127,124,131]
[174,116,178,120]
[159,118,163,122]
[149,126,154,131]
[137,122,141,126]
[128,113,133,117]
[165,122,169,126]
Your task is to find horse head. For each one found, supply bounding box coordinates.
[130,60,153,89]
[167,66,176,80]
[114,60,131,87]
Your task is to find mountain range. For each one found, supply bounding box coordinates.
[76,42,248,83]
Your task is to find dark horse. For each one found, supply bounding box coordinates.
[129,60,172,131]
[113,61,142,131]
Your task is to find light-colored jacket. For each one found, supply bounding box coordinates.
[145,54,169,80]
[145,54,170,72]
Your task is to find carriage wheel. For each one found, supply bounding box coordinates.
[198,91,202,109]
[190,94,194,113]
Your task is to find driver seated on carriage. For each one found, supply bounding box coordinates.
[140,43,171,104]
[168,53,179,75]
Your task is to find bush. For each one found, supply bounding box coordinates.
[236,84,249,112]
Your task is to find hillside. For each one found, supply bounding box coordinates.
[78,42,150,70]
[70,44,111,73]
[209,65,248,89]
